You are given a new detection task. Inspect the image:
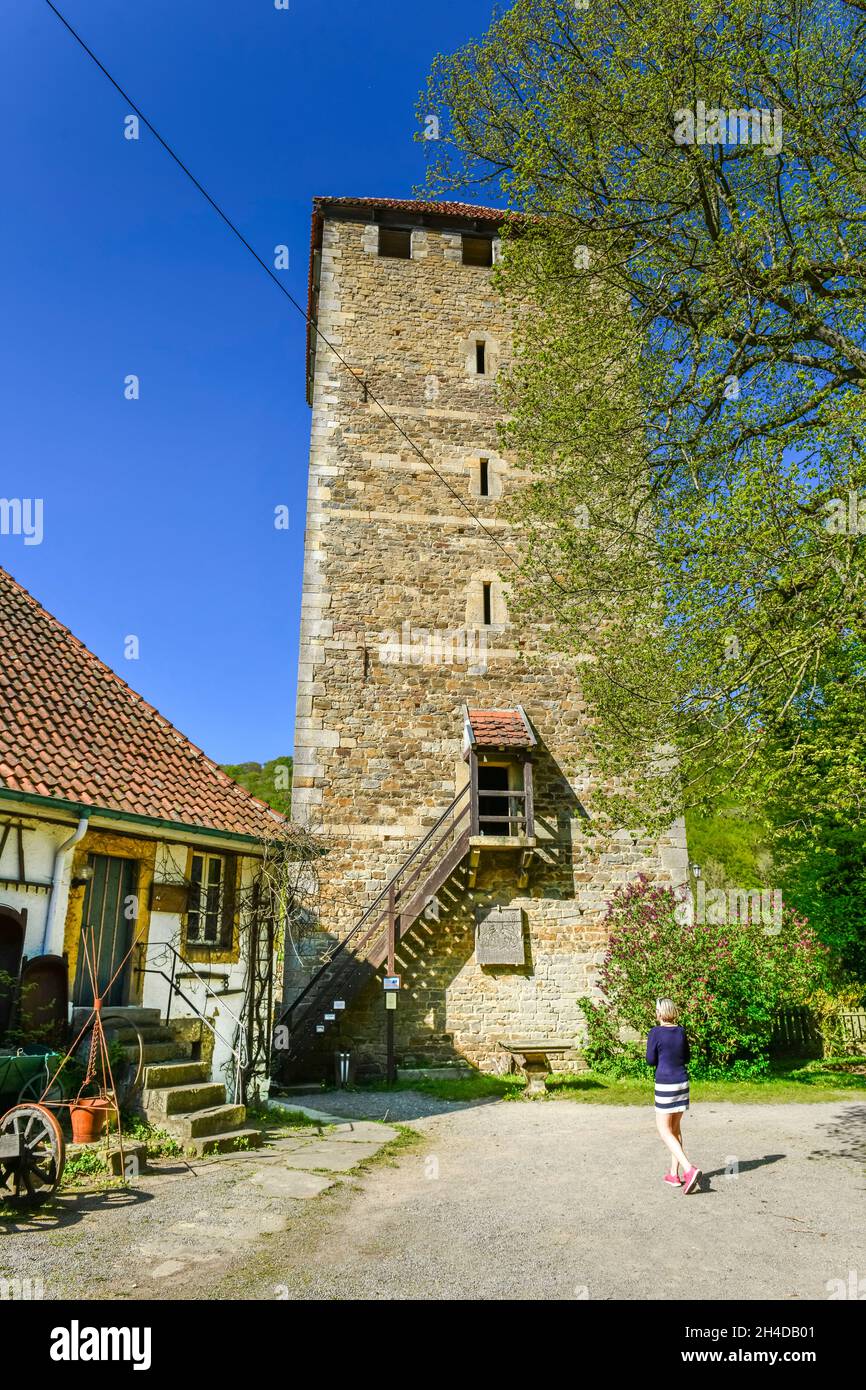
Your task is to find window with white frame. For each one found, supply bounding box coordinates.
[186,852,226,946]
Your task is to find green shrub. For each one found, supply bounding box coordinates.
[63,1148,107,1182]
[597,876,827,1071]
[577,995,622,1071]
[121,1116,183,1158]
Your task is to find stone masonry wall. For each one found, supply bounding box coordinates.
[289,209,688,1073]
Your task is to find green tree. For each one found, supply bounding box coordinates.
[221,757,293,817]
[685,798,773,892]
[420,0,866,836]
[762,649,866,981]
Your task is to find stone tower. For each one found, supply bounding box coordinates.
[286,196,687,1075]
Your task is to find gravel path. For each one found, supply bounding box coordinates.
[168,1097,866,1301]
[2,1096,863,1301]
[0,1118,397,1300]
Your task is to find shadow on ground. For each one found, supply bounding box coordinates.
[809,1103,866,1164]
[700,1153,787,1190]
[0,1183,153,1235]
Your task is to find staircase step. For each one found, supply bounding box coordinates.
[136,1041,194,1063]
[108,1025,178,1044]
[160,1103,247,1141]
[186,1128,264,1156]
[143,1081,226,1117]
[142,1059,210,1089]
[72,1006,161,1032]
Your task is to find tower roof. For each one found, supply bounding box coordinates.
[0,567,287,840]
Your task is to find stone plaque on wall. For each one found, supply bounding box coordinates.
[475,905,525,966]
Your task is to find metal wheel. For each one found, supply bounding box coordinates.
[0,1103,65,1206]
[17,1071,66,1105]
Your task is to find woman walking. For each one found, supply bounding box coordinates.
[646,998,701,1194]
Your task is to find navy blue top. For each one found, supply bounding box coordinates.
[646,1024,690,1083]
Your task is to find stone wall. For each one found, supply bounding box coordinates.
[289,206,688,1073]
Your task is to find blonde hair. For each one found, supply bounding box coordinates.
[655,997,679,1023]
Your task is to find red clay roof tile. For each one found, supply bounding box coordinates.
[467,708,535,750]
[0,567,287,839]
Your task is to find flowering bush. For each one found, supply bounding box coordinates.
[590,876,826,1074]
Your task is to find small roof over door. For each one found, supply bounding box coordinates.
[463,706,536,756]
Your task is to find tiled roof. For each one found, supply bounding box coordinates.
[0,567,287,839]
[466,708,536,750]
[313,196,510,223]
[306,195,518,399]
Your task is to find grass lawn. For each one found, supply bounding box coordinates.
[366,1058,866,1106]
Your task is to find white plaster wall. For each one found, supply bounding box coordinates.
[1,824,270,1090]
[141,847,257,1090]
[0,819,72,957]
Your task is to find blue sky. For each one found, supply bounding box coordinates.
[1,0,497,764]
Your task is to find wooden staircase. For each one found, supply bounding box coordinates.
[278,785,472,1069]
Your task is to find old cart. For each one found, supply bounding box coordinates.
[0,1103,65,1205]
[0,1049,69,1204]
[0,1047,69,1106]
[0,932,148,1204]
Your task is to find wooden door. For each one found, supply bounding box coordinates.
[0,908,25,1039]
[73,855,138,1007]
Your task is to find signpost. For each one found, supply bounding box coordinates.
[386,886,398,1083]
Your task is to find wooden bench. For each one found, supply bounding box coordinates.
[498,1040,578,1095]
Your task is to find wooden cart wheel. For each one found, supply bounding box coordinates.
[0,1103,65,1206]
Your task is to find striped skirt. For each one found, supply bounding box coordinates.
[654,1079,690,1113]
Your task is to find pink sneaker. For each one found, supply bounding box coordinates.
[663,1173,682,1187]
[682,1166,701,1195]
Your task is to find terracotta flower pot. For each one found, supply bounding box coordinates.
[70,1097,112,1144]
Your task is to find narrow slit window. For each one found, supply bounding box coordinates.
[482,581,493,626]
[463,235,494,267]
[379,227,412,259]
[479,458,490,496]
[475,340,487,375]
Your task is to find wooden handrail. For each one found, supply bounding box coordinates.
[277,785,471,1031]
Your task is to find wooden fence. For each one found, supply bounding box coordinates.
[772,1006,866,1056]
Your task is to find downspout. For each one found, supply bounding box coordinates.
[42,810,91,954]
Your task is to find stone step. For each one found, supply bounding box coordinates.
[72,1005,161,1031]
[186,1128,264,1157]
[142,1059,210,1090]
[109,1025,178,1045]
[135,1040,194,1064]
[66,1139,149,1178]
[142,1081,226,1118]
[160,1103,247,1141]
